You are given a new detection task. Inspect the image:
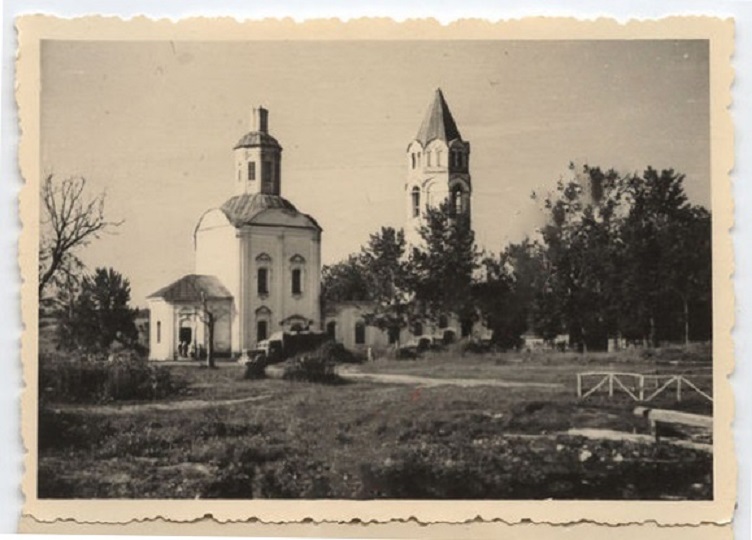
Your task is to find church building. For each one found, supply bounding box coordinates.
[148,108,322,360]
[325,88,477,351]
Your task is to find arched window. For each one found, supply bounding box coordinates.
[427,151,432,167]
[388,327,399,344]
[248,161,256,181]
[256,253,272,296]
[257,320,268,342]
[291,268,302,295]
[452,186,463,215]
[438,315,448,329]
[257,267,269,295]
[326,321,337,340]
[355,321,366,345]
[411,153,416,169]
[436,149,442,167]
[411,187,421,218]
[413,322,423,336]
[289,254,305,296]
[156,321,161,343]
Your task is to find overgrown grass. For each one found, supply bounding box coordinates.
[38,352,713,499]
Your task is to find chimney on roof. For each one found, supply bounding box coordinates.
[252,107,269,133]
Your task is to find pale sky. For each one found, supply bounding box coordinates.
[41,40,710,306]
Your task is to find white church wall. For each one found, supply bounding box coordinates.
[148,299,174,361]
[242,224,321,350]
[195,209,241,352]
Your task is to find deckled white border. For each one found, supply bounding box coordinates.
[3,1,751,539]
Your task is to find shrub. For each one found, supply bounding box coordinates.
[39,353,187,403]
[460,338,493,355]
[318,340,361,364]
[282,355,343,384]
[241,354,267,380]
[395,346,418,360]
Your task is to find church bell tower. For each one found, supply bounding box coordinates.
[405,88,472,247]
[233,107,283,196]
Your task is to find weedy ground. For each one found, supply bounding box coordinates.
[37,345,713,500]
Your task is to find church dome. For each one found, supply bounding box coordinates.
[220,193,296,225]
[217,192,320,230]
[233,131,282,150]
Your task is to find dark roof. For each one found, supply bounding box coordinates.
[415,88,462,145]
[148,274,232,302]
[219,193,321,229]
[233,131,282,150]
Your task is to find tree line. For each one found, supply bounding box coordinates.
[323,164,712,351]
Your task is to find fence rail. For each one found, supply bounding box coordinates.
[576,372,712,403]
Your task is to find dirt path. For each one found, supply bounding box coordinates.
[339,369,563,389]
[52,394,271,415]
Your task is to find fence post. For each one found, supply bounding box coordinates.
[676,376,682,402]
[608,374,614,397]
[577,374,582,398]
[639,375,644,402]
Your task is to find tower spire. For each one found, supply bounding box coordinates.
[415,88,462,145]
[405,89,472,247]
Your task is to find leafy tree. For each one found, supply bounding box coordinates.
[57,267,137,353]
[529,164,712,349]
[473,252,527,349]
[618,168,711,344]
[359,227,411,344]
[409,199,479,334]
[321,255,370,306]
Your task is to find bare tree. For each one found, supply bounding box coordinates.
[196,291,230,369]
[39,175,123,298]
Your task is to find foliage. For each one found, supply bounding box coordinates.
[242,355,267,379]
[409,200,479,331]
[56,267,138,353]
[282,351,344,385]
[321,255,370,304]
[359,227,413,342]
[39,353,186,404]
[510,164,712,350]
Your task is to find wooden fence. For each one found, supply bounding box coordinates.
[576,372,712,403]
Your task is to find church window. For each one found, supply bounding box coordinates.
[439,315,448,329]
[427,151,432,167]
[452,187,463,214]
[248,161,256,181]
[388,327,399,344]
[291,268,302,295]
[156,321,161,343]
[257,320,268,342]
[257,267,269,295]
[411,187,420,218]
[411,153,416,169]
[413,322,423,336]
[262,160,272,187]
[355,322,366,345]
[326,321,337,340]
[436,149,442,167]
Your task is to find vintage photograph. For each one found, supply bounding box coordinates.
[33,35,719,505]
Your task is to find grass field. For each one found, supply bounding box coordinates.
[38,346,713,500]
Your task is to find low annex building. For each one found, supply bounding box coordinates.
[148,108,322,360]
